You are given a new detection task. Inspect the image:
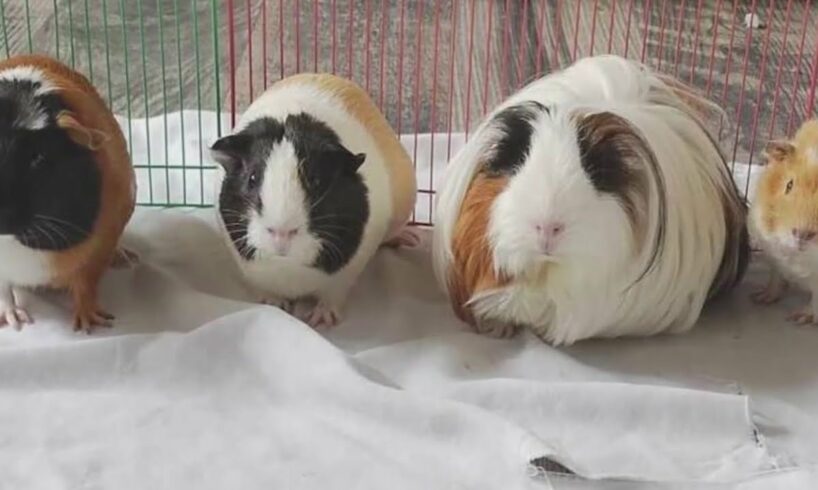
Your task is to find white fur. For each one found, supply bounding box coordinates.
[216,82,393,319]
[0,236,53,286]
[434,55,736,344]
[749,207,818,317]
[0,66,55,129]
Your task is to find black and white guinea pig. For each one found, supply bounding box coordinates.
[433,55,749,345]
[211,73,418,328]
[0,55,136,332]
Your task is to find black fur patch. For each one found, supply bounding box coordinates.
[576,117,637,195]
[214,117,286,260]
[0,80,101,250]
[575,111,667,282]
[213,113,369,273]
[482,101,548,176]
[285,113,368,274]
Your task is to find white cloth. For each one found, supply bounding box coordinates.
[0,114,814,489]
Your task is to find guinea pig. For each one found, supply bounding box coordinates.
[210,73,417,328]
[749,119,818,324]
[0,55,136,332]
[433,55,749,345]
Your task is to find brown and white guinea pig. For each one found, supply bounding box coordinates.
[433,55,749,345]
[750,119,818,324]
[210,73,417,328]
[0,55,136,332]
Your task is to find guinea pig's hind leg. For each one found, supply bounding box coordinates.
[0,284,32,330]
[69,270,114,333]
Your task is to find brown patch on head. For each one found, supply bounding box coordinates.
[574,110,666,278]
[448,174,510,326]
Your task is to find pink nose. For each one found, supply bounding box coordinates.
[535,222,565,240]
[535,221,565,254]
[267,227,299,240]
[792,228,817,243]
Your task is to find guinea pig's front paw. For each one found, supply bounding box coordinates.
[750,285,785,305]
[259,296,295,314]
[382,226,422,248]
[73,308,114,334]
[110,247,140,269]
[786,308,817,325]
[303,302,341,329]
[474,317,520,339]
[0,306,32,330]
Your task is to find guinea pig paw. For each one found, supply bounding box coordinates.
[382,227,422,249]
[73,309,115,334]
[260,297,295,314]
[750,287,783,305]
[305,303,341,330]
[474,317,519,339]
[0,307,32,330]
[786,309,816,325]
[111,248,140,269]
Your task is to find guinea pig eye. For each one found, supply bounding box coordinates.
[247,171,260,188]
[31,153,45,168]
[786,179,794,194]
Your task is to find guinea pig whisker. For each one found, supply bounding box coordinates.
[41,221,73,249]
[319,238,344,264]
[32,223,60,250]
[34,214,91,239]
[309,187,334,211]
[220,208,247,218]
[32,219,73,249]
[309,214,359,224]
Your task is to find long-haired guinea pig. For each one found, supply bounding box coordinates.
[210,73,417,328]
[750,119,818,324]
[0,55,136,332]
[433,55,749,345]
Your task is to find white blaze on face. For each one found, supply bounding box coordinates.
[488,118,633,279]
[245,140,319,263]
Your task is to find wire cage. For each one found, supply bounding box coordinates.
[1,0,817,225]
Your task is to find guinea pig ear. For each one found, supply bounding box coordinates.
[210,134,251,172]
[56,112,109,150]
[763,140,796,165]
[332,146,365,175]
[348,152,366,171]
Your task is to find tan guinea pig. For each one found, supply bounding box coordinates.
[750,119,818,324]
[0,55,136,333]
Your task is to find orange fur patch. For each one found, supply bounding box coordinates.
[448,174,510,325]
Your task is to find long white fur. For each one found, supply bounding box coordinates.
[215,82,393,317]
[433,55,736,344]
